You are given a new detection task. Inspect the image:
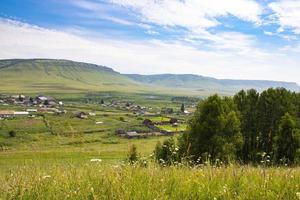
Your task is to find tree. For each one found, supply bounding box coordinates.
[44,100,49,106]
[18,95,24,102]
[180,95,243,162]
[256,88,296,155]
[274,113,299,164]
[100,99,104,104]
[181,103,185,112]
[234,89,259,162]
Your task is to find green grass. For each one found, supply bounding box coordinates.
[157,124,187,132]
[0,162,299,200]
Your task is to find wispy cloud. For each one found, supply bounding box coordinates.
[109,0,263,31]
[269,0,300,34]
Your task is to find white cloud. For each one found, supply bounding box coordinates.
[109,0,263,31]
[269,0,300,34]
[263,31,274,36]
[0,18,299,84]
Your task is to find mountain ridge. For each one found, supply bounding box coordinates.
[125,73,300,92]
[0,59,299,94]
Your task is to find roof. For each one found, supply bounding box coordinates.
[126,131,139,136]
[0,110,14,115]
[14,112,29,115]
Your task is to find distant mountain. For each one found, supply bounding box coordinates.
[0,59,299,95]
[125,74,300,92]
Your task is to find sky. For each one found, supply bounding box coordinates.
[0,0,300,84]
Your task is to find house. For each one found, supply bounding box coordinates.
[184,110,191,115]
[125,131,139,139]
[89,112,96,116]
[0,111,29,118]
[116,129,126,135]
[37,96,48,102]
[75,112,88,119]
[14,111,29,116]
[161,108,174,114]
[0,110,14,118]
[26,109,38,112]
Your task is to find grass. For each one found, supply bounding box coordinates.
[0,162,299,200]
[157,124,187,132]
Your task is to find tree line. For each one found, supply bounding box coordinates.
[155,88,300,165]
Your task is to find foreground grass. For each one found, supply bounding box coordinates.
[1,162,299,200]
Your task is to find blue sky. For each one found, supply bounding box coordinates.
[0,0,300,84]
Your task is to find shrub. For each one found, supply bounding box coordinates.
[127,144,138,164]
[8,130,16,137]
[119,117,125,122]
[154,137,179,165]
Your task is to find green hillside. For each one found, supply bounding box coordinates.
[0,59,142,93]
[1,59,299,96]
[125,74,300,92]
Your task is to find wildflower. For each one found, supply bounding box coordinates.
[42,175,51,179]
[175,147,179,151]
[90,158,102,162]
[296,192,300,200]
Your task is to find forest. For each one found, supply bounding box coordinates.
[155,88,300,165]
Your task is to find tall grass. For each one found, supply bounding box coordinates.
[1,162,299,200]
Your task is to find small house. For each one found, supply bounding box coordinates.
[125,131,139,139]
[75,112,88,119]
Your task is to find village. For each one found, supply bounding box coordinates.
[0,93,194,139]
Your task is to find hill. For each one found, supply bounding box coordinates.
[0,59,141,93]
[0,59,299,95]
[125,74,300,92]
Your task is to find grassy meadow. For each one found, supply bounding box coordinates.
[0,92,299,199]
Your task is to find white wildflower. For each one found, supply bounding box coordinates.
[42,175,51,179]
[90,158,102,162]
[296,192,300,200]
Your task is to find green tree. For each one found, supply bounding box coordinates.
[234,89,259,162]
[275,113,299,164]
[256,88,296,155]
[44,100,49,106]
[181,103,185,112]
[180,95,243,162]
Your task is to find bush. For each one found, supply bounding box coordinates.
[8,130,16,137]
[154,137,179,165]
[119,117,125,122]
[127,144,138,164]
